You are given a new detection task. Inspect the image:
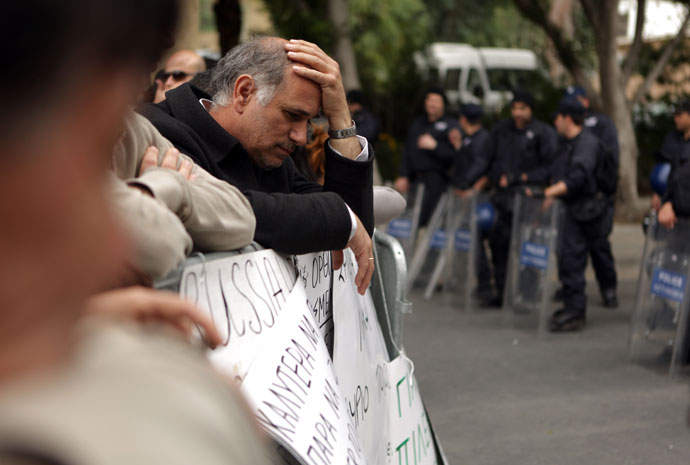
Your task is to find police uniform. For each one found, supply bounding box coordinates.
[564,87,619,304]
[450,104,492,295]
[661,132,690,217]
[485,110,558,303]
[658,129,690,164]
[658,117,690,362]
[584,113,619,304]
[550,99,612,331]
[400,114,460,226]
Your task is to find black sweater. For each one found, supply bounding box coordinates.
[140,84,374,254]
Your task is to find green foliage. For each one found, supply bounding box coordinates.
[349,0,432,91]
[262,0,333,48]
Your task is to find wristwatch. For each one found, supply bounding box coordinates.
[328,120,357,139]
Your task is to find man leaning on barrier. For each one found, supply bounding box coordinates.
[142,37,374,294]
[542,98,610,332]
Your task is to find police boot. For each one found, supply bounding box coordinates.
[548,308,586,332]
[601,288,618,308]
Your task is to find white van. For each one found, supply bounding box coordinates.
[417,43,539,112]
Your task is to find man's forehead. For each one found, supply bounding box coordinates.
[275,67,321,117]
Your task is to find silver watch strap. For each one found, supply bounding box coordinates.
[328,120,357,139]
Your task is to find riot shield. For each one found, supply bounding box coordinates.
[628,213,690,376]
[424,192,480,306]
[386,182,425,258]
[406,191,450,292]
[502,193,560,335]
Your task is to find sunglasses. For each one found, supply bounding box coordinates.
[157,70,194,82]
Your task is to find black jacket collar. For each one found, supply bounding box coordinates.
[164,83,240,163]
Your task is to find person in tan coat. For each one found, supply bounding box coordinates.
[110,113,256,281]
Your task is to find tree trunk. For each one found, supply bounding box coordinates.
[214,0,242,55]
[327,0,361,90]
[591,0,643,219]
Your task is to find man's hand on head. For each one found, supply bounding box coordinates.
[285,39,361,160]
[139,146,196,181]
[331,214,374,295]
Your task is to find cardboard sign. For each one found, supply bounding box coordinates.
[295,252,334,347]
[333,250,441,465]
[519,241,549,270]
[650,268,687,303]
[242,283,365,465]
[387,357,438,465]
[333,250,391,465]
[180,250,297,380]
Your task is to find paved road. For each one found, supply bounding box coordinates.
[404,223,690,465]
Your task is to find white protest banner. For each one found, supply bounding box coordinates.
[241,283,366,465]
[332,250,442,465]
[333,250,391,465]
[295,252,334,347]
[387,356,437,465]
[180,249,297,380]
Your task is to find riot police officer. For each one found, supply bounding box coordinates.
[395,88,460,226]
[658,100,690,228]
[545,98,610,332]
[563,86,619,307]
[484,90,558,307]
[451,103,492,299]
[655,101,690,363]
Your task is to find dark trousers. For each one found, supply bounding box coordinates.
[589,203,617,293]
[476,232,492,291]
[418,170,449,227]
[560,206,614,316]
[488,209,512,297]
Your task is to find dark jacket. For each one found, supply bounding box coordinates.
[139,84,374,254]
[485,118,559,186]
[584,112,619,169]
[451,127,490,189]
[556,129,600,202]
[352,109,380,148]
[657,130,689,164]
[400,115,460,178]
[661,132,690,218]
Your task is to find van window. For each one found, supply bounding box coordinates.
[486,69,536,92]
[444,69,461,91]
[467,68,482,94]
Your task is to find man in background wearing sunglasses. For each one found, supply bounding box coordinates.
[154,49,206,103]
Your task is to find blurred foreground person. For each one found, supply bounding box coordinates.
[545,98,610,332]
[0,1,275,464]
[154,49,207,103]
[143,37,375,294]
[562,86,618,307]
[395,88,460,226]
[483,90,558,307]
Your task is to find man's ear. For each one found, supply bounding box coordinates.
[232,75,255,114]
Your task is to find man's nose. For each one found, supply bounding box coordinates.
[290,123,308,146]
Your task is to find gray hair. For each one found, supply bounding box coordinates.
[210,37,290,107]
